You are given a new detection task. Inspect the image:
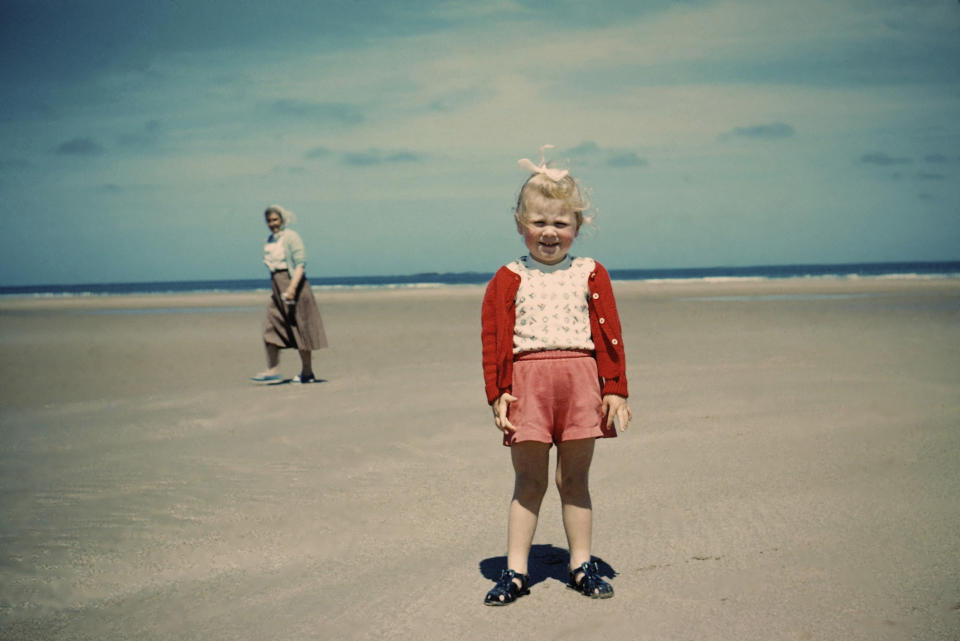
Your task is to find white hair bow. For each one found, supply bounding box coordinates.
[518,144,569,181]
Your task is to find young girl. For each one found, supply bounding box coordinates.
[481,146,632,605]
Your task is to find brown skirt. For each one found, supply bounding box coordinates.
[262,270,328,351]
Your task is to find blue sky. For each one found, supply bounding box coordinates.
[1,0,958,286]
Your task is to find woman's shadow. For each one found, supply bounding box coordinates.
[479,544,617,587]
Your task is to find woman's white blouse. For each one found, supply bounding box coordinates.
[263,233,288,272]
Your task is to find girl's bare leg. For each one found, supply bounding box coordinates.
[556,438,596,571]
[506,441,551,578]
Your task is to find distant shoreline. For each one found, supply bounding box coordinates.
[3,260,959,298]
[1,274,958,317]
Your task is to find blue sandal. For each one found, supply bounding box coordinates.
[484,569,530,606]
[567,561,614,599]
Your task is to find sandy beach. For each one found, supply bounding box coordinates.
[1,277,959,640]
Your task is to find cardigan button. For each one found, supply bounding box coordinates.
[598,317,605,324]
[611,338,619,345]
[591,292,599,299]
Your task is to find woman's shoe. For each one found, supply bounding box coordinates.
[484,569,530,606]
[567,561,614,599]
[292,373,316,384]
[250,372,282,383]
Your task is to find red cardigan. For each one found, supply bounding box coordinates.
[481,260,628,405]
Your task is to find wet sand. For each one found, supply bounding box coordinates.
[1,278,959,640]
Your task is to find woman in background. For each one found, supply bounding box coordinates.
[251,204,327,384]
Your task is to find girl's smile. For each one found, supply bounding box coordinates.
[517,196,578,265]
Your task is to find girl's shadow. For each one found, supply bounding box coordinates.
[479,544,617,587]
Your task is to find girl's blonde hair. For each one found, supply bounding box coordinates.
[514,172,592,229]
[264,204,297,227]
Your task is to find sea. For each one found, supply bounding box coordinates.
[2,261,959,298]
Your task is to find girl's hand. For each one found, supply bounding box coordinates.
[602,394,632,432]
[491,392,518,433]
[283,288,296,301]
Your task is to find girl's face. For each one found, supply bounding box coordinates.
[265,211,284,234]
[516,195,579,265]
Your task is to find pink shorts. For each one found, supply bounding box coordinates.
[504,350,616,447]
